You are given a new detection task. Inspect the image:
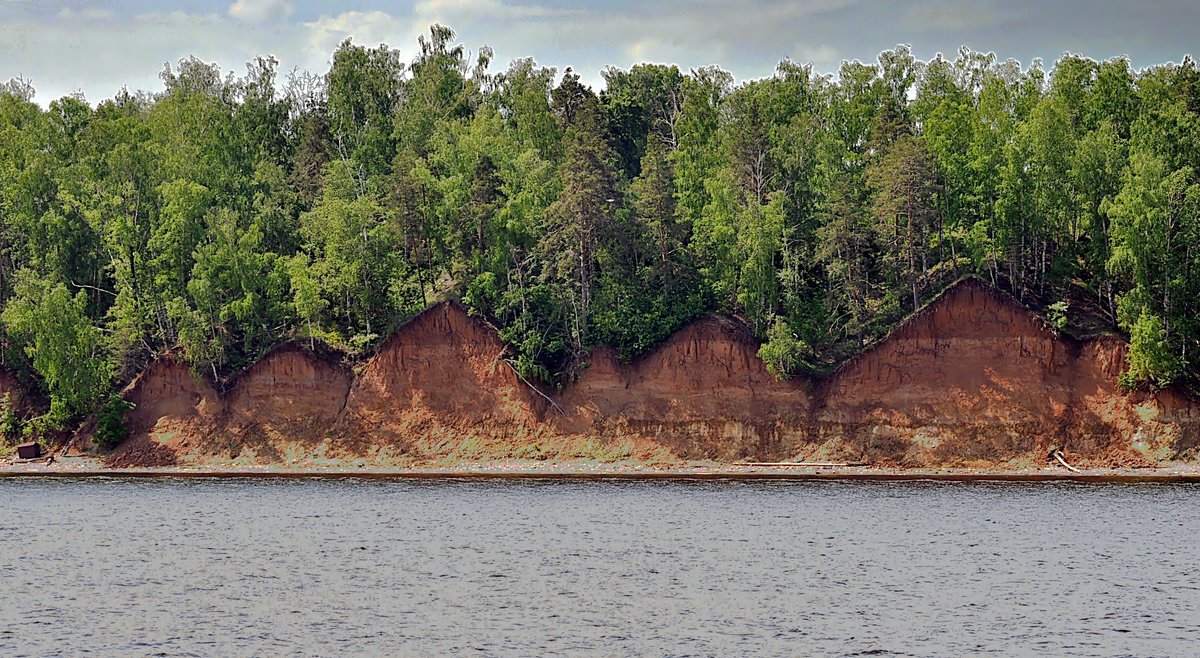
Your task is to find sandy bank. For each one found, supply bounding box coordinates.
[5,455,1200,483]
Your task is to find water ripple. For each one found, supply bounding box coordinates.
[0,478,1197,656]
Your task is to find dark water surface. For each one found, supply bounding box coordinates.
[1,477,1198,657]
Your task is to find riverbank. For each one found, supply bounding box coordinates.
[0,279,1189,471]
[6,454,1200,481]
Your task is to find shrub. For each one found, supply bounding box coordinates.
[1047,300,1069,331]
[94,394,135,450]
[758,317,812,381]
[1119,310,1179,390]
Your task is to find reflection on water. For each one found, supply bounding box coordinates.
[1,477,1198,656]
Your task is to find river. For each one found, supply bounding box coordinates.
[1,477,1197,656]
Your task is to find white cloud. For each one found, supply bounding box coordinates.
[228,0,294,23]
[56,7,117,21]
[0,0,865,103]
[794,44,840,69]
[303,10,415,68]
[414,0,582,20]
[0,7,308,104]
[4,0,1195,108]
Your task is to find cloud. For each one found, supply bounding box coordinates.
[414,0,582,20]
[794,44,840,69]
[2,0,1198,107]
[229,0,294,23]
[902,0,1006,31]
[56,7,116,21]
[303,10,414,67]
[0,6,307,103]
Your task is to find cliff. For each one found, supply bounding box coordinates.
[0,368,31,415]
[556,317,809,460]
[330,300,549,461]
[812,280,1180,466]
[96,279,1200,468]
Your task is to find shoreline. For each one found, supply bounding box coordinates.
[5,456,1200,482]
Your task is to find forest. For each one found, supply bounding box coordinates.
[1,25,1199,436]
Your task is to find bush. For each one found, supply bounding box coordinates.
[1119,310,1179,390]
[94,394,135,450]
[1047,300,1069,331]
[1,272,110,428]
[758,317,811,381]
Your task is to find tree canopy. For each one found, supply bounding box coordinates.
[3,29,1200,431]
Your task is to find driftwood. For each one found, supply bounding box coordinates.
[10,455,54,465]
[1050,450,1082,473]
[736,461,868,468]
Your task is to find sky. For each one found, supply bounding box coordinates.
[1,0,1197,105]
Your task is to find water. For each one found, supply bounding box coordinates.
[1,477,1197,657]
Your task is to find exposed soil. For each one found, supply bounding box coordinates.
[555,317,809,461]
[330,301,553,461]
[0,368,33,415]
[24,278,1200,471]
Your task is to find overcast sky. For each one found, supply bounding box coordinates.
[2,0,1196,105]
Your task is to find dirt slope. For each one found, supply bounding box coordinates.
[107,355,219,467]
[330,301,549,461]
[101,280,1200,468]
[0,368,30,415]
[557,317,809,460]
[815,281,1129,465]
[219,343,352,463]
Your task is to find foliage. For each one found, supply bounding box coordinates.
[1047,301,1070,331]
[0,34,1198,410]
[1120,310,1180,390]
[1,272,110,426]
[0,393,20,443]
[94,394,135,449]
[758,318,812,380]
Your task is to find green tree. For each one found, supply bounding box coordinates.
[1121,310,1179,389]
[759,316,812,380]
[867,135,940,311]
[1,271,109,425]
[540,95,619,355]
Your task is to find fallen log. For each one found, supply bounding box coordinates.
[11,455,54,465]
[1050,450,1082,473]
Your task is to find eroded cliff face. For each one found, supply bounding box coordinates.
[331,301,549,461]
[0,368,30,414]
[218,344,352,463]
[108,355,219,467]
[107,346,349,467]
[814,282,1128,465]
[557,317,809,460]
[104,280,1200,468]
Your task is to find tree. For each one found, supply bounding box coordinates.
[867,135,940,310]
[326,38,404,185]
[1106,148,1200,371]
[94,394,135,449]
[6,34,1200,403]
[1121,309,1179,389]
[540,91,619,355]
[288,254,326,350]
[394,24,486,156]
[300,161,403,346]
[1,271,109,425]
[673,67,730,231]
[759,316,812,380]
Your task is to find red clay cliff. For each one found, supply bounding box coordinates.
[96,279,1200,469]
